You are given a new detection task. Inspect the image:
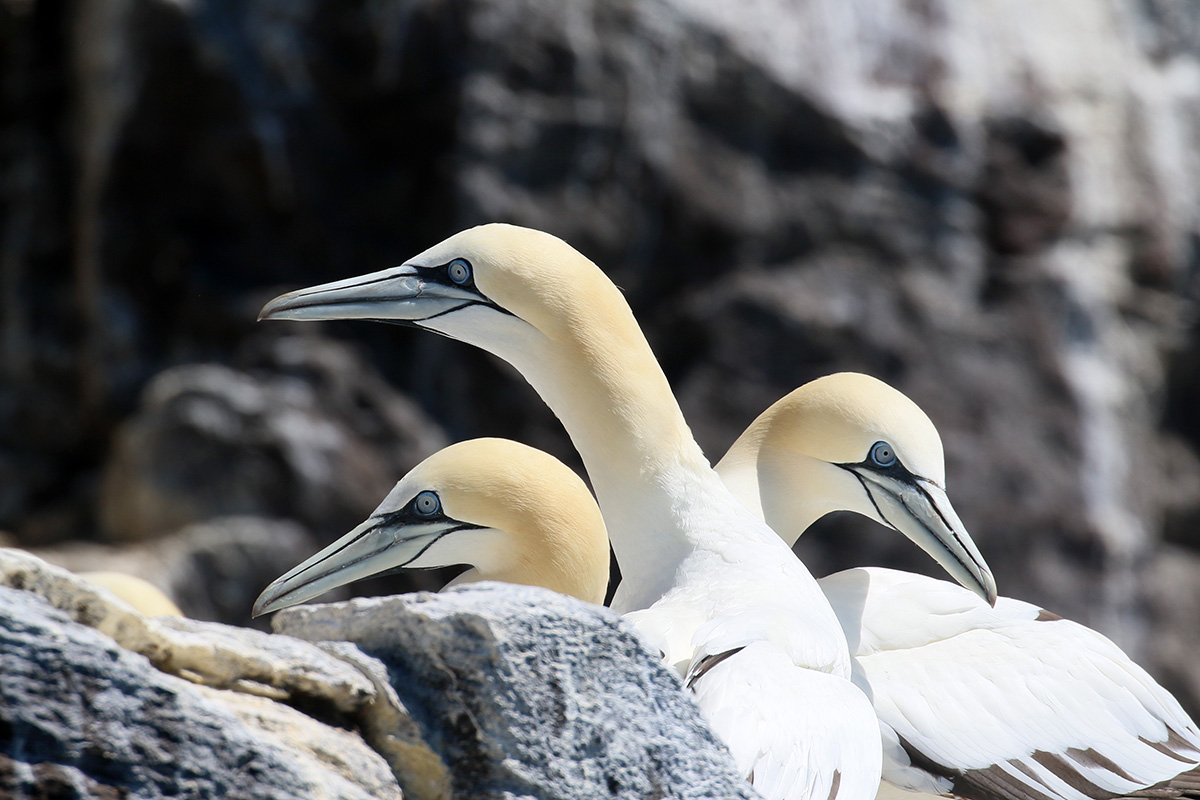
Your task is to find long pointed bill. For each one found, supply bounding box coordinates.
[258,266,482,323]
[853,471,998,606]
[252,516,463,617]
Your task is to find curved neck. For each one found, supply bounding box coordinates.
[449,281,726,607]
[718,442,848,549]
[758,459,845,548]
[515,325,721,606]
[437,257,844,628]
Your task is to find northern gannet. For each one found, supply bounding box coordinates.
[78,571,183,617]
[253,437,611,612]
[257,224,935,799]
[717,372,1200,800]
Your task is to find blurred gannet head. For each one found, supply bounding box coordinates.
[78,572,183,618]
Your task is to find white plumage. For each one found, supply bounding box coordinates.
[258,225,900,800]
[690,639,882,800]
[257,233,1198,800]
[824,567,1200,800]
[718,373,1200,800]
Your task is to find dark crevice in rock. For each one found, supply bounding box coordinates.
[977,116,1071,257]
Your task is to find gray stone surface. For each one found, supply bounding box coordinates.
[0,585,399,800]
[99,340,446,544]
[275,583,757,800]
[315,640,452,800]
[1,550,752,799]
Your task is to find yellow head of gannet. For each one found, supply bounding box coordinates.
[716,372,997,605]
[257,224,646,375]
[78,571,184,617]
[253,438,611,616]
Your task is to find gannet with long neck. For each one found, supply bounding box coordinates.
[257,224,918,799]
[717,373,1200,800]
[254,438,610,611]
[260,225,718,613]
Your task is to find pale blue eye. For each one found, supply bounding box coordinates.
[870,441,896,468]
[447,258,471,285]
[413,491,441,517]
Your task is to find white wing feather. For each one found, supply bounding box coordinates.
[686,611,883,800]
[820,568,1200,800]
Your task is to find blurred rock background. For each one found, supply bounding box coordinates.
[2,0,1200,710]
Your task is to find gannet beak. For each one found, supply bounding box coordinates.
[257,265,483,323]
[851,471,997,606]
[252,515,473,617]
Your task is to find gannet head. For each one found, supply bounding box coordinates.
[78,572,184,617]
[252,438,611,616]
[258,222,699,493]
[717,373,997,606]
[257,224,630,365]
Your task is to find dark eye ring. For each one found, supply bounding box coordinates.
[413,490,441,517]
[870,441,896,468]
[447,258,471,285]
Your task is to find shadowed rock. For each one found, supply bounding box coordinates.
[99,340,446,545]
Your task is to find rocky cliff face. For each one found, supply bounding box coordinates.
[1,550,751,799]
[2,0,1199,715]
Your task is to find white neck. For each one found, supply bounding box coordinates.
[431,273,848,650]
[718,444,865,548]
[509,323,723,608]
[432,299,747,610]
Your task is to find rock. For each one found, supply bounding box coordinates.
[0,583,399,799]
[187,683,403,800]
[152,516,330,628]
[1,546,750,800]
[1144,545,1200,718]
[98,341,446,544]
[315,640,453,800]
[275,583,756,800]
[235,335,449,475]
[0,548,377,717]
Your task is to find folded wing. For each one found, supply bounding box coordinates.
[821,568,1200,800]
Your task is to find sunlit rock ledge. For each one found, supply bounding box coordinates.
[0,549,752,800]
